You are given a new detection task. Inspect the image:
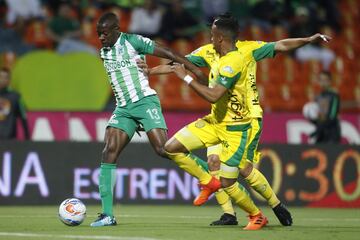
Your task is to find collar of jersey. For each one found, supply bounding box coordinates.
[114,32,123,47]
[103,33,123,51]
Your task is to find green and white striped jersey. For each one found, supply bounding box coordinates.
[100,33,156,106]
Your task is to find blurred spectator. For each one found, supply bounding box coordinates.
[310,71,341,143]
[46,2,97,54]
[129,0,163,38]
[111,0,144,9]
[201,0,228,23]
[5,0,43,25]
[289,6,335,70]
[0,67,30,140]
[316,0,341,31]
[249,0,285,32]
[0,17,35,55]
[284,0,340,32]
[160,0,203,42]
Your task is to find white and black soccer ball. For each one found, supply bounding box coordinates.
[58,198,86,226]
[302,101,320,120]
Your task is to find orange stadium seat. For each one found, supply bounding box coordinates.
[0,52,16,69]
[24,20,53,49]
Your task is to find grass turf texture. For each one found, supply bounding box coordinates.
[0,205,359,240]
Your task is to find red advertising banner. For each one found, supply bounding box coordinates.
[0,142,359,207]
[17,112,360,144]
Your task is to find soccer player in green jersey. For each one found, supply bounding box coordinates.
[91,12,215,227]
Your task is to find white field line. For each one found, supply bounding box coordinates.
[0,232,161,240]
[0,214,360,221]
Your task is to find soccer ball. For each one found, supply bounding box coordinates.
[302,102,319,120]
[58,198,86,226]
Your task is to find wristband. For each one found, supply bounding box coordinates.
[183,75,193,84]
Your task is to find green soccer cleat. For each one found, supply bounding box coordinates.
[90,213,117,227]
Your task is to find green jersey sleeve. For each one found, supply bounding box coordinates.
[186,55,208,67]
[185,45,214,67]
[252,42,276,61]
[127,34,155,54]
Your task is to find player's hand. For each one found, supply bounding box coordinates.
[136,59,149,75]
[309,33,332,43]
[171,63,187,80]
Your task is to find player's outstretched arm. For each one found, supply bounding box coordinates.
[171,64,226,103]
[274,33,331,53]
[152,43,208,84]
[136,59,173,76]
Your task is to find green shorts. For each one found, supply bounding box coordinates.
[108,95,167,138]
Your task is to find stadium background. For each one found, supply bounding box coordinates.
[0,0,359,236]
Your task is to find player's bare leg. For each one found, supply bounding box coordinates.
[239,162,293,226]
[207,154,238,226]
[102,127,130,164]
[147,128,168,158]
[164,137,221,205]
[91,127,130,227]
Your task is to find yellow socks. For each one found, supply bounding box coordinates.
[245,168,280,208]
[211,170,235,216]
[167,152,212,184]
[224,182,260,216]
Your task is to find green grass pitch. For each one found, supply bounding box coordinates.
[0,205,359,240]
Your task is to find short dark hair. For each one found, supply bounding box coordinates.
[213,13,239,40]
[98,12,119,28]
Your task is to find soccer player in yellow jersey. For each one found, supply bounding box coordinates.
[162,13,331,230]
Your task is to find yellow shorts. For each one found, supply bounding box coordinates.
[175,116,263,171]
[207,144,222,156]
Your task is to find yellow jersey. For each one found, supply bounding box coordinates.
[186,40,276,124]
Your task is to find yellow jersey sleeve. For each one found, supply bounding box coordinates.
[185,44,214,67]
[216,52,242,89]
[236,41,276,62]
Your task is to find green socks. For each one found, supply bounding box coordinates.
[99,163,117,216]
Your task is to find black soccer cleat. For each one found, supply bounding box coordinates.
[272,203,293,226]
[210,213,238,226]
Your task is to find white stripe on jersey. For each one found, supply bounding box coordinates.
[101,33,157,107]
[117,41,139,103]
[124,39,156,99]
[107,49,126,106]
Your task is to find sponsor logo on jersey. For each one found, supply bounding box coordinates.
[220,76,228,85]
[104,59,132,72]
[195,120,206,128]
[222,66,234,74]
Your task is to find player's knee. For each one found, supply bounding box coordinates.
[239,162,253,178]
[102,142,118,163]
[221,177,237,188]
[207,155,220,171]
[154,145,167,158]
[164,138,187,154]
[164,141,175,154]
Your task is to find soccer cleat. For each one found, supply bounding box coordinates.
[243,212,268,230]
[90,213,117,227]
[210,213,238,226]
[272,203,293,226]
[193,177,221,206]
